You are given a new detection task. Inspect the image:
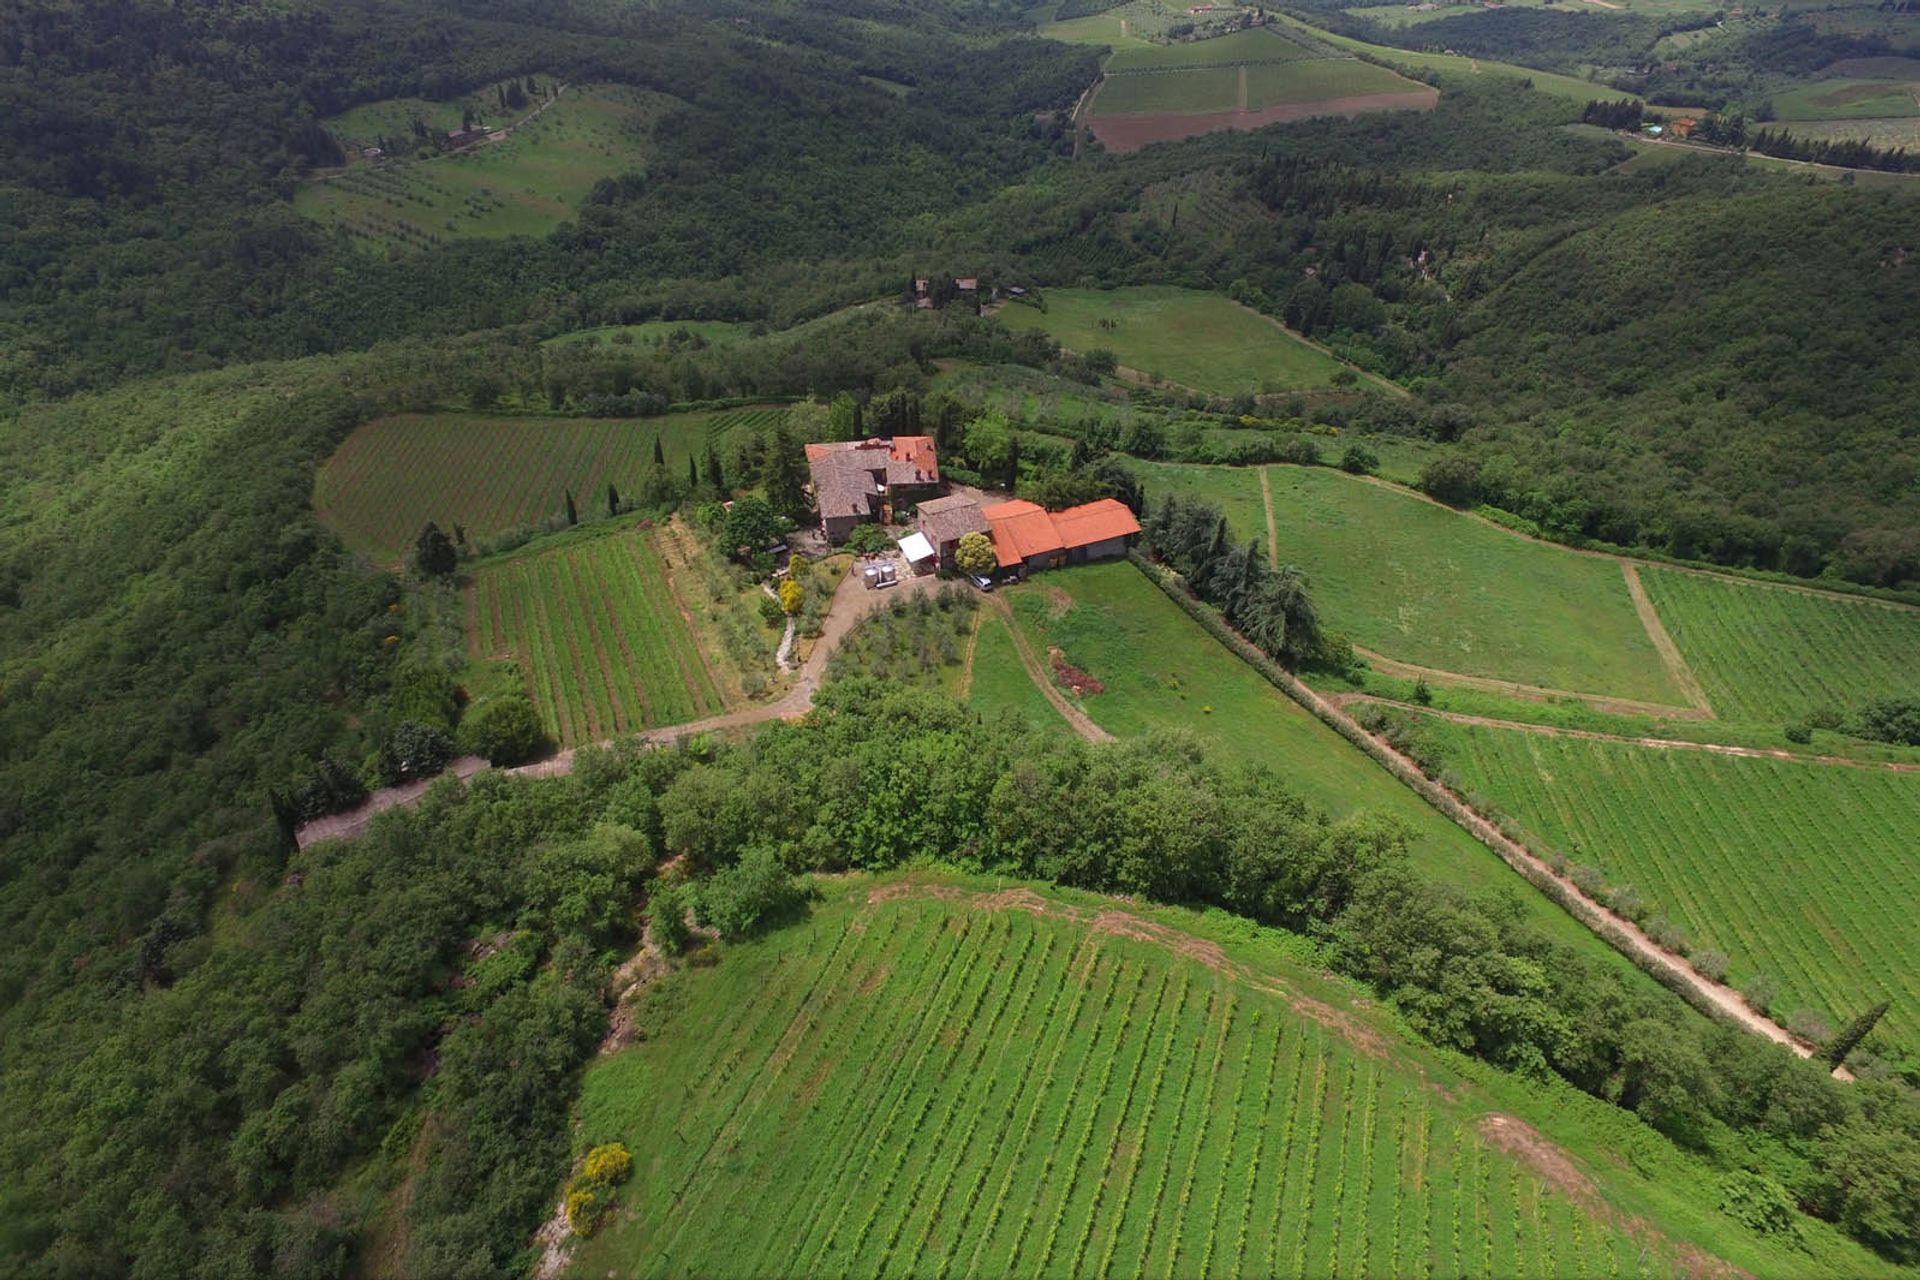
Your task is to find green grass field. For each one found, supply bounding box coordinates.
[312,406,786,558]
[1244,57,1429,108]
[467,524,729,744]
[566,871,1845,1280]
[1103,26,1314,71]
[1770,76,1920,120]
[1283,16,1622,102]
[1093,66,1242,113]
[1761,115,1920,148]
[294,86,672,253]
[999,287,1349,394]
[1351,0,1719,26]
[1434,723,1920,1054]
[1137,464,1686,703]
[999,562,1672,969]
[966,614,1073,736]
[1636,569,1920,722]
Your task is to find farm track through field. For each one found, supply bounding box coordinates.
[987,596,1113,743]
[1620,562,1713,713]
[1332,695,1920,774]
[1349,647,1711,720]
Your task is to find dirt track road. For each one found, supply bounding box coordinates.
[296,565,939,846]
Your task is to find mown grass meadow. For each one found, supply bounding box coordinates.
[998,287,1348,394]
[1264,467,1686,702]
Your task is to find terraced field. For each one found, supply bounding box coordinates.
[1637,569,1920,722]
[1434,724,1920,1054]
[468,526,728,744]
[295,85,673,252]
[313,406,786,557]
[568,877,1715,1279]
[997,287,1348,394]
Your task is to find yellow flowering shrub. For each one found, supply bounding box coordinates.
[582,1142,632,1185]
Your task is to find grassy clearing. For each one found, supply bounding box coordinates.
[1434,723,1920,1054]
[1771,77,1920,120]
[1282,16,1620,102]
[294,86,672,253]
[1002,562,1656,967]
[567,871,1836,1279]
[1636,569,1920,722]
[312,406,786,558]
[467,524,729,745]
[1244,57,1429,107]
[998,286,1348,394]
[1126,459,1273,549]
[1267,467,1684,701]
[1762,115,1920,147]
[966,614,1074,736]
[1104,26,1315,70]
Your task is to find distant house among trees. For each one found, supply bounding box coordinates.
[806,436,941,543]
[445,124,490,150]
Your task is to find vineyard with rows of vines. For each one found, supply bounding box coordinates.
[467,525,729,744]
[1433,723,1920,1054]
[1636,568,1920,722]
[569,879,1711,1280]
[314,406,787,557]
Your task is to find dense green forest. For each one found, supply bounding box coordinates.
[4,0,1920,1272]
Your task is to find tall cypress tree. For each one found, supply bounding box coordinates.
[688,455,699,488]
[704,446,726,494]
[607,484,620,517]
[653,437,665,466]
[564,489,578,526]
[1825,1001,1890,1067]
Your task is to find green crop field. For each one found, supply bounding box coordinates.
[998,287,1349,394]
[1000,562,1671,968]
[1104,27,1314,71]
[468,525,728,744]
[567,873,1751,1280]
[294,86,674,253]
[1283,16,1625,102]
[1144,464,1688,703]
[1635,569,1920,722]
[966,614,1073,736]
[1761,115,1920,148]
[1433,724,1920,1053]
[1770,76,1920,120]
[313,406,787,558]
[1092,66,1241,114]
[1244,57,1430,107]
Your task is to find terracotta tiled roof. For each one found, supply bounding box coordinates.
[982,500,1065,568]
[983,498,1140,568]
[1049,498,1141,549]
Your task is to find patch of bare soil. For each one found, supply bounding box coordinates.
[1047,646,1106,697]
[1478,1114,1598,1202]
[1088,90,1437,153]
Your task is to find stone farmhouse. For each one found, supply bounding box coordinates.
[914,495,1141,579]
[806,436,941,544]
